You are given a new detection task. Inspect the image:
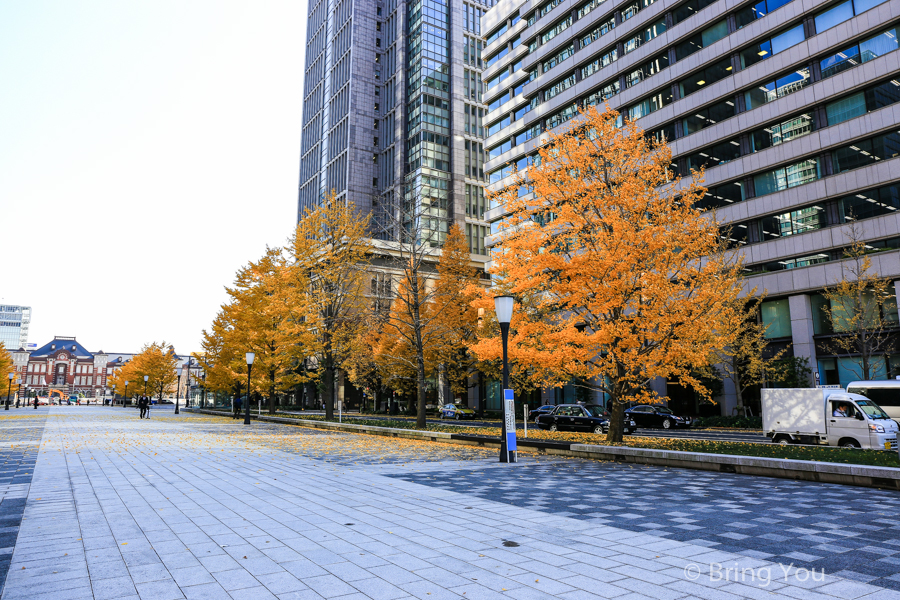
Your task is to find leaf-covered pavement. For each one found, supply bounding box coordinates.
[2,407,898,600]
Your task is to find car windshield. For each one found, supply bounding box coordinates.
[583,405,606,417]
[855,400,891,420]
[656,407,674,414]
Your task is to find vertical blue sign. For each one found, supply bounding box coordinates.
[503,389,517,452]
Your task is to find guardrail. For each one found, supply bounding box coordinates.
[185,408,900,490]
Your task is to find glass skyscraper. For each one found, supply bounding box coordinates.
[297,0,496,258]
[0,305,30,351]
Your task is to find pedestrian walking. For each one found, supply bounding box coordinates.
[233,396,242,419]
[138,395,148,419]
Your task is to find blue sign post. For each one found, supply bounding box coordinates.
[502,389,517,462]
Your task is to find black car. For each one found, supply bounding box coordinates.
[528,405,557,422]
[536,404,636,434]
[625,405,692,429]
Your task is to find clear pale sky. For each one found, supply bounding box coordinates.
[0,1,308,355]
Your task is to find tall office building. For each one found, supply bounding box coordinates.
[482,0,900,412]
[298,0,496,257]
[0,305,30,351]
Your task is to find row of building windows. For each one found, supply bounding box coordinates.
[725,180,900,248]
[465,140,486,180]
[681,75,900,176]
[464,103,485,137]
[463,68,483,102]
[463,3,486,34]
[743,236,900,275]
[488,0,783,61]
[466,184,487,219]
[487,0,892,152]
[487,18,899,168]
[466,223,489,255]
[463,35,483,68]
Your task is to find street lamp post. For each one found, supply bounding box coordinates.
[494,295,516,464]
[185,360,191,408]
[124,381,129,407]
[143,375,149,400]
[244,353,255,425]
[175,366,182,415]
[6,373,12,411]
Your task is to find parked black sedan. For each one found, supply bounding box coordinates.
[528,405,557,422]
[536,404,636,434]
[625,405,692,429]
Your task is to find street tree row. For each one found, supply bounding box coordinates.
[196,104,896,441]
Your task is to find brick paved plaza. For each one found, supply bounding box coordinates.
[0,408,898,600]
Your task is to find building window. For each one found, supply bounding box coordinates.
[832,130,900,173]
[678,59,731,98]
[826,79,900,126]
[819,26,899,80]
[761,299,792,338]
[753,159,820,196]
[744,67,810,109]
[674,20,727,61]
[735,0,791,29]
[750,112,815,151]
[740,24,805,69]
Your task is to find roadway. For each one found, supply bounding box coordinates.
[275,410,771,444]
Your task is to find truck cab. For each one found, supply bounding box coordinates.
[824,393,897,449]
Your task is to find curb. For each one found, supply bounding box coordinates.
[186,408,900,490]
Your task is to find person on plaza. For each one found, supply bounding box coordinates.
[139,395,148,419]
[233,395,242,419]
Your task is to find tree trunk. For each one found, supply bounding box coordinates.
[607,395,625,442]
[416,354,427,429]
[268,369,276,414]
[324,358,335,420]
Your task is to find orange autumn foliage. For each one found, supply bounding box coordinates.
[469,104,745,441]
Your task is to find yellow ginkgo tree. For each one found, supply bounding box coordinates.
[109,342,178,404]
[469,104,745,441]
[279,195,371,420]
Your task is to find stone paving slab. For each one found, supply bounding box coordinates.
[0,408,899,599]
[0,412,46,596]
[392,462,900,591]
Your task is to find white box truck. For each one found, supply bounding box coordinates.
[762,388,898,450]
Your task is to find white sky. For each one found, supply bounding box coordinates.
[0,0,309,355]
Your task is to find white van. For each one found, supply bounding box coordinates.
[846,381,900,425]
[762,388,898,450]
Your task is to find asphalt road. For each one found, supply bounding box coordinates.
[275,409,772,444]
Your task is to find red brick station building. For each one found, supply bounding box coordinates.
[10,336,130,401]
